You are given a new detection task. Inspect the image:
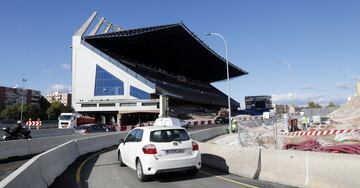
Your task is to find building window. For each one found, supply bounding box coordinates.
[130,86,150,100]
[141,102,157,106]
[99,103,116,107]
[94,65,124,96]
[81,103,97,107]
[120,103,137,107]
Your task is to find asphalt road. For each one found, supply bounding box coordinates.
[0,123,225,140]
[0,158,29,181]
[51,147,288,188]
[0,124,225,182]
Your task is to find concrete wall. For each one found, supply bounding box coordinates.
[189,126,227,141]
[0,128,74,138]
[0,133,120,160]
[0,133,123,188]
[200,143,360,188]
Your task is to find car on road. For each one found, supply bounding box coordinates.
[117,126,201,182]
[180,119,191,128]
[214,116,229,124]
[74,123,116,134]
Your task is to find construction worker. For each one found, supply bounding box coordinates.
[230,117,238,133]
[300,113,309,131]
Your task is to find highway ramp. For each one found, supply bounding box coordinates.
[50,148,287,188]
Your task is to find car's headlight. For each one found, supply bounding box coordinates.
[3,136,6,140]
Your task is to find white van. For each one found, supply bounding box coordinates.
[154,117,182,127]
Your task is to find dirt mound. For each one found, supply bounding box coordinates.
[329,95,360,122]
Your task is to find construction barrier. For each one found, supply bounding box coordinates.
[26,121,41,129]
[284,129,359,137]
[118,119,216,132]
[186,119,215,126]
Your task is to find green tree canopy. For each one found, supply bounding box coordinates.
[327,102,337,108]
[0,104,20,120]
[46,101,74,120]
[307,101,322,108]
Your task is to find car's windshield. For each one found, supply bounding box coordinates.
[59,115,73,120]
[150,129,190,142]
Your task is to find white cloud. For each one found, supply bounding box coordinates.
[49,84,71,93]
[61,63,71,71]
[335,82,352,90]
[272,92,347,106]
[300,84,316,90]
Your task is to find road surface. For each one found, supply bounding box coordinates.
[51,147,288,188]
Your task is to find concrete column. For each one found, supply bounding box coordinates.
[159,95,168,118]
[103,23,112,33]
[74,11,97,36]
[89,17,104,36]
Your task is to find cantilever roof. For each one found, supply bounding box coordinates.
[84,22,247,83]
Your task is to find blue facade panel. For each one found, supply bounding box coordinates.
[94,65,124,96]
[130,86,150,99]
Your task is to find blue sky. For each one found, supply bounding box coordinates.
[0,0,359,107]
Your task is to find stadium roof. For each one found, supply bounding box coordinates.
[84,22,247,83]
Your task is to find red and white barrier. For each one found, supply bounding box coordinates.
[119,119,216,132]
[185,119,214,126]
[284,129,359,137]
[26,121,41,129]
[238,116,263,121]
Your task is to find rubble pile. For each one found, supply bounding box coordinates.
[329,95,360,129]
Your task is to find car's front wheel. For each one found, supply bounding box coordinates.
[136,160,148,182]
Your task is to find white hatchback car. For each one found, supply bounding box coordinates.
[117,126,201,181]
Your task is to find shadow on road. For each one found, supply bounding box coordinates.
[201,153,229,173]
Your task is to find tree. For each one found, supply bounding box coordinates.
[45,101,73,120]
[24,103,41,120]
[327,102,337,108]
[46,101,63,120]
[0,104,20,120]
[307,101,322,108]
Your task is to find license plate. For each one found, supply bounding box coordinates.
[62,126,67,128]
[166,149,185,154]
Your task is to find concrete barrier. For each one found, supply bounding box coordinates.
[0,128,74,139]
[306,151,360,188]
[259,149,308,187]
[189,126,227,141]
[199,143,260,179]
[0,139,31,160]
[76,132,124,155]
[200,141,360,188]
[39,140,79,185]
[0,133,124,188]
[0,133,117,160]
[0,155,47,188]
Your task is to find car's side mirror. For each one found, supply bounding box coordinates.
[119,139,125,145]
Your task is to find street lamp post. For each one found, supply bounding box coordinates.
[20,78,27,122]
[204,32,232,133]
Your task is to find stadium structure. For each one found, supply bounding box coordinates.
[72,12,247,126]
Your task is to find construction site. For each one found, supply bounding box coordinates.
[208,96,360,155]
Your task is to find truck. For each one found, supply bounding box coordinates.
[58,113,95,129]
